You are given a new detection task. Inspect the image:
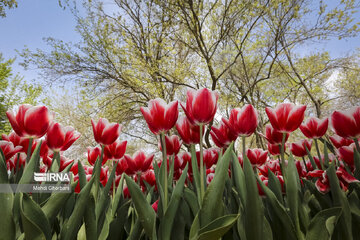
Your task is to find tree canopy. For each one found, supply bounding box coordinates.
[19,0,360,149]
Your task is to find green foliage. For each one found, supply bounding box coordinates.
[0,0,17,18]
[0,54,43,135]
[0,134,360,239]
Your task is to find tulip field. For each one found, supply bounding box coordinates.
[1,88,360,240]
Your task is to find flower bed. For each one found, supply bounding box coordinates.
[1,88,360,239]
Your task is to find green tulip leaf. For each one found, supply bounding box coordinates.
[124,174,157,239]
[305,207,342,240]
[60,176,95,240]
[20,193,52,240]
[197,214,239,240]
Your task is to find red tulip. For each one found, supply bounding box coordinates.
[338,143,357,167]
[6,104,53,138]
[181,88,218,125]
[159,135,182,155]
[238,154,244,167]
[329,134,354,149]
[70,161,79,175]
[290,139,313,157]
[140,98,178,135]
[45,154,74,172]
[308,167,358,193]
[246,148,268,166]
[37,140,50,160]
[295,160,307,178]
[46,122,80,152]
[258,159,282,177]
[336,167,359,191]
[174,153,189,171]
[177,152,191,172]
[152,199,159,212]
[331,106,360,139]
[134,170,157,189]
[196,148,219,169]
[87,146,108,165]
[267,143,285,156]
[308,170,330,193]
[104,139,127,160]
[74,175,91,193]
[257,175,269,196]
[206,171,215,185]
[210,121,237,148]
[91,118,122,145]
[176,116,204,144]
[313,154,336,169]
[300,117,328,139]
[261,124,289,144]
[222,104,258,137]
[123,186,131,198]
[85,166,108,186]
[265,103,306,133]
[2,132,35,154]
[9,152,26,171]
[0,140,23,160]
[116,158,128,175]
[124,151,154,174]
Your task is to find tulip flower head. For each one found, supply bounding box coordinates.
[331,106,360,139]
[116,158,128,175]
[181,88,218,125]
[267,143,285,156]
[140,98,178,135]
[6,104,53,139]
[104,139,127,160]
[124,151,154,174]
[262,124,289,144]
[0,140,23,161]
[289,139,313,157]
[87,146,108,165]
[246,148,268,166]
[265,103,306,133]
[152,199,159,212]
[329,134,354,149]
[176,116,204,144]
[222,104,258,137]
[46,122,81,152]
[338,143,358,167]
[210,121,237,148]
[196,148,219,169]
[159,135,182,156]
[91,118,122,145]
[299,117,328,139]
[2,132,35,154]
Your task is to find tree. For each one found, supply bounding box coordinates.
[0,54,43,135]
[19,0,360,149]
[0,0,17,18]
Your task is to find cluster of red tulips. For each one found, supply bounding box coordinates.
[1,88,360,200]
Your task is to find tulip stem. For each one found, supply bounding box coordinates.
[50,151,60,172]
[100,145,105,165]
[137,171,141,186]
[112,161,115,201]
[242,136,246,160]
[199,124,205,201]
[26,138,33,163]
[314,139,323,170]
[354,139,360,154]
[280,133,286,177]
[160,133,168,211]
[302,156,308,172]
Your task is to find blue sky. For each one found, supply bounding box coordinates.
[0,0,359,85]
[0,0,81,83]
